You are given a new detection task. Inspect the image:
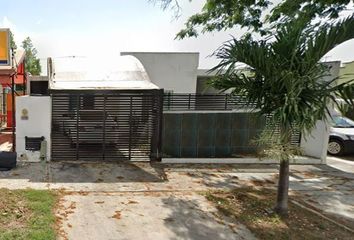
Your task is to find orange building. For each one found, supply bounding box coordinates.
[0,48,26,128]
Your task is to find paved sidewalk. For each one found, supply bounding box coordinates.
[1,159,354,239]
[290,157,354,227]
[327,156,354,172]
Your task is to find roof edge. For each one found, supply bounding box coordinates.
[121,51,199,55]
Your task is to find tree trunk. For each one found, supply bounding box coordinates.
[274,159,289,217]
[274,123,291,217]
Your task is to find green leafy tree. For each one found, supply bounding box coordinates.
[21,37,41,75]
[9,30,17,52]
[175,0,352,38]
[157,0,354,216]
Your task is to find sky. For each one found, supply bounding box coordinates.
[1,0,354,74]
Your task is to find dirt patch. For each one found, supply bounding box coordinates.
[95,201,105,204]
[112,210,121,220]
[78,191,89,196]
[0,189,57,240]
[250,178,276,187]
[143,191,163,197]
[55,192,77,240]
[0,189,31,230]
[301,171,320,179]
[206,188,353,240]
[68,201,76,210]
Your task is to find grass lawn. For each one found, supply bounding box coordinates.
[206,188,353,240]
[0,188,57,240]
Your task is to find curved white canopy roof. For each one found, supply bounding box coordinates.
[49,55,159,90]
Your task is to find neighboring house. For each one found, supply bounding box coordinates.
[337,61,354,120]
[339,61,354,85]
[0,49,26,128]
[196,69,220,94]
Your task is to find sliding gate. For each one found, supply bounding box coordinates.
[51,90,163,161]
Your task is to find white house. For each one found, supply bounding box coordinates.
[15,52,338,163]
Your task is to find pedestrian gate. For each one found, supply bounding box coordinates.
[51,90,163,161]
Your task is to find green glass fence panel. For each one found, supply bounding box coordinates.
[162,112,266,158]
[181,113,197,157]
[162,114,182,157]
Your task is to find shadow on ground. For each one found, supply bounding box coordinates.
[0,162,166,183]
[160,195,250,240]
[155,162,354,228]
[1,160,354,228]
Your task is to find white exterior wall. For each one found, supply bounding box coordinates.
[300,61,341,163]
[300,121,329,162]
[121,52,199,93]
[16,96,51,162]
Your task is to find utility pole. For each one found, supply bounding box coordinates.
[11,48,15,152]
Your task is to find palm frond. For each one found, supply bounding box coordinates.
[210,36,275,76]
[304,14,354,64]
[208,15,354,140]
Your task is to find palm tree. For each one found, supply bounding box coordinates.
[209,15,354,216]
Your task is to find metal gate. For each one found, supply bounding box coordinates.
[51,90,163,161]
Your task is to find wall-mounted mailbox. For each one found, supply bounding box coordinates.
[25,136,44,151]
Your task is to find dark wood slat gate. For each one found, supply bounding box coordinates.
[51,90,163,161]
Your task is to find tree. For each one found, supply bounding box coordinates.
[9,30,17,52]
[157,0,354,216]
[209,17,354,216]
[174,0,352,38]
[21,37,41,75]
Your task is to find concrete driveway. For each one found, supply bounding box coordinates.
[1,159,354,239]
[57,191,254,240]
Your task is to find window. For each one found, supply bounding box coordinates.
[332,116,354,128]
[30,81,48,95]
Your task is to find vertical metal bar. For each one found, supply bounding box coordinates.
[188,93,191,110]
[11,74,16,152]
[154,89,164,161]
[2,88,6,115]
[128,96,133,160]
[76,94,80,160]
[149,93,155,160]
[224,94,228,110]
[167,92,171,110]
[102,95,106,160]
[51,94,53,160]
